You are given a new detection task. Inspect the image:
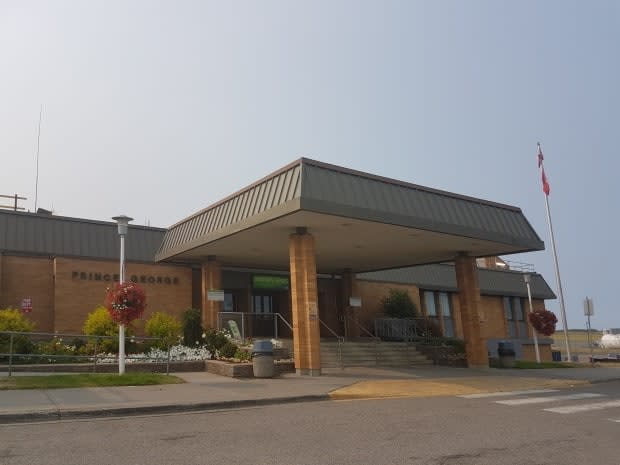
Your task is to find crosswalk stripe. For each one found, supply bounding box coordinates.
[609,419,620,423]
[459,389,559,399]
[544,400,620,414]
[496,393,604,406]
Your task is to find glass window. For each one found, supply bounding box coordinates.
[513,298,523,321]
[224,293,235,312]
[438,292,454,337]
[503,297,517,338]
[253,295,273,314]
[424,292,437,316]
[503,297,512,320]
[514,298,528,337]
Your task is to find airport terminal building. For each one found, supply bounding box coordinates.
[0,158,556,373]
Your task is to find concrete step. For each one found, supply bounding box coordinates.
[320,341,432,368]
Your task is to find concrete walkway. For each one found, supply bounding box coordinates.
[1,366,620,424]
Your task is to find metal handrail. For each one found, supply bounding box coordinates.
[346,315,380,341]
[218,312,293,340]
[318,318,344,370]
[276,313,293,332]
[319,318,344,343]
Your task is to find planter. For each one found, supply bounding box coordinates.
[205,359,295,378]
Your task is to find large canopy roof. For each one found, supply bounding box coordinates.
[156,158,544,273]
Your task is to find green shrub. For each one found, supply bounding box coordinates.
[234,348,252,362]
[203,328,229,359]
[443,338,466,354]
[0,308,36,355]
[182,308,203,347]
[145,312,182,350]
[412,318,442,338]
[218,341,238,359]
[83,306,117,336]
[82,306,118,353]
[382,289,418,318]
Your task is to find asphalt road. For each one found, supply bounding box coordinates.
[1,382,619,465]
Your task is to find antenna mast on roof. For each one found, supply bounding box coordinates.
[34,104,43,212]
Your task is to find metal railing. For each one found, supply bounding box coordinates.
[374,317,442,342]
[344,315,381,365]
[0,331,178,376]
[217,312,293,341]
[346,315,381,341]
[319,318,344,369]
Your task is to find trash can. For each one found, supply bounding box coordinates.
[252,340,274,378]
[551,350,562,362]
[497,342,516,368]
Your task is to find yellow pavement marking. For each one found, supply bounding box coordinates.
[328,377,590,400]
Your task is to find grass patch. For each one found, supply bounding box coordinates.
[490,359,583,369]
[0,373,185,390]
[514,360,581,369]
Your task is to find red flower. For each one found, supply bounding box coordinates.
[105,282,146,325]
[528,309,558,336]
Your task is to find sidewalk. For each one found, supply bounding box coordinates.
[1,366,619,424]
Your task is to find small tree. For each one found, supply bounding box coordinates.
[83,306,118,353]
[382,289,418,318]
[182,308,203,347]
[145,312,182,350]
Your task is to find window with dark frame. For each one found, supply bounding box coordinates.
[422,290,455,337]
[503,296,528,338]
[224,292,235,312]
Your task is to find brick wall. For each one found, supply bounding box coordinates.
[355,280,422,334]
[522,343,552,362]
[54,257,192,333]
[478,295,506,339]
[0,255,55,331]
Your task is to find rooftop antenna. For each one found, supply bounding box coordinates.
[34,104,43,212]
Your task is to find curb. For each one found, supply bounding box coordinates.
[0,394,331,425]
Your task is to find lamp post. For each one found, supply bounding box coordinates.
[524,274,541,364]
[112,215,133,375]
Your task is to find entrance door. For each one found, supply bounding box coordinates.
[253,294,274,314]
[252,293,275,337]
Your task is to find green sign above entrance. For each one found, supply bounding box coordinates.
[252,275,289,290]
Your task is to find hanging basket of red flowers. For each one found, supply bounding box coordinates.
[105,282,146,325]
[528,308,558,336]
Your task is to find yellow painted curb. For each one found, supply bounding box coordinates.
[329,377,590,400]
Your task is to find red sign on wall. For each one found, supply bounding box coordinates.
[21,298,32,313]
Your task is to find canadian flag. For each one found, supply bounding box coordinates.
[541,168,550,196]
[537,143,550,196]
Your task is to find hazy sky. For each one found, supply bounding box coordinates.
[1,1,618,329]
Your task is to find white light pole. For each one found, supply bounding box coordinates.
[524,274,541,364]
[113,215,133,375]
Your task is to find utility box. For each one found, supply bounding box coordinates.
[498,341,516,368]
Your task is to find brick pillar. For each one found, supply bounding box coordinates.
[201,257,222,330]
[289,230,321,376]
[341,269,360,339]
[454,254,489,368]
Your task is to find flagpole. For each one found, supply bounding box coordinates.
[538,143,571,361]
